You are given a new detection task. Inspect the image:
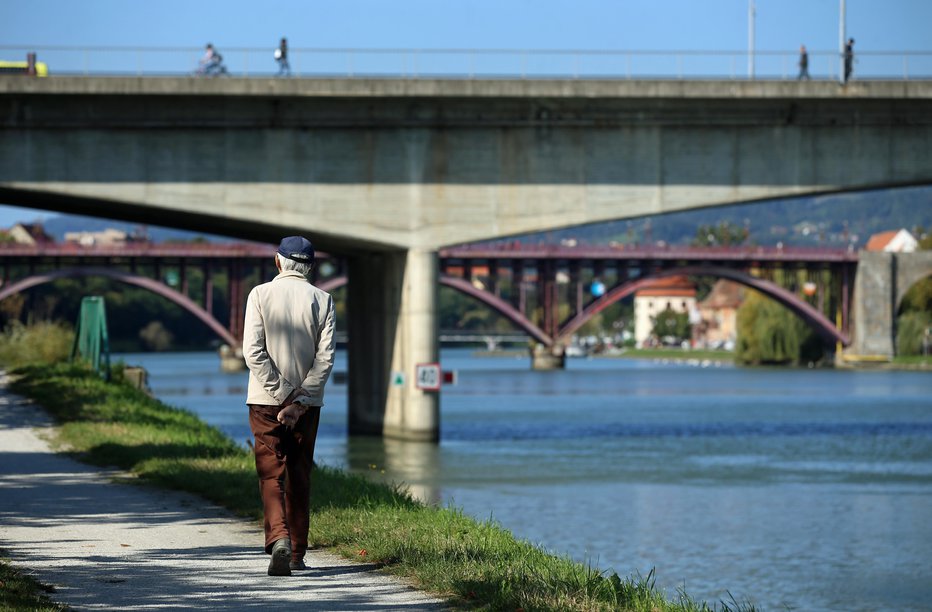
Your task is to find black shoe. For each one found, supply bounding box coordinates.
[289,559,307,571]
[268,539,292,576]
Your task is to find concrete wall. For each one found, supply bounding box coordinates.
[2,77,931,254]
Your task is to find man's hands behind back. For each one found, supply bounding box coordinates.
[277,388,314,428]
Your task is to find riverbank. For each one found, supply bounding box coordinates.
[0,377,444,611]
[4,363,756,612]
[0,558,64,611]
[599,348,735,364]
[470,347,735,363]
[475,347,931,371]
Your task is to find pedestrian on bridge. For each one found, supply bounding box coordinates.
[275,37,291,76]
[844,38,855,83]
[243,235,335,576]
[798,45,810,80]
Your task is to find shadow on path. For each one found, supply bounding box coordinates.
[0,378,445,611]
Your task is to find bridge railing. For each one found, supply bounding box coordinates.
[2,45,931,81]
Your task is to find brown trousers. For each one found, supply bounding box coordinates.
[248,404,321,560]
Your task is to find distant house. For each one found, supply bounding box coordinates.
[64,228,129,247]
[633,275,697,347]
[5,223,54,246]
[696,280,744,349]
[865,229,918,253]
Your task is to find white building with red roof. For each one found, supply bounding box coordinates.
[864,229,918,253]
[633,275,697,347]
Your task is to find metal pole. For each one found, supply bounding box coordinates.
[748,0,755,79]
[841,264,850,334]
[839,0,846,83]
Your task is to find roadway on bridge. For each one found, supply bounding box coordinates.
[0,376,444,611]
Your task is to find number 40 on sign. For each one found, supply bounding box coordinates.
[415,363,441,390]
[414,363,457,390]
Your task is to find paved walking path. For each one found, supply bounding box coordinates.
[0,377,446,610]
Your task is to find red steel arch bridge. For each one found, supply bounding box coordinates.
[0,242,857,354]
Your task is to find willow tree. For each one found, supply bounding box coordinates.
[736,290,822,365]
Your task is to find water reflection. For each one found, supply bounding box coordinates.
[346,436,442,504]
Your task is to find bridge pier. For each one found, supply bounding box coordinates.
[347,249,440,442]
[530,344,566,370]
[849,252,896,360]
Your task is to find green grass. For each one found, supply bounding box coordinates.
[0,321,73,369]
[892,354,931,367]
[0,557,68,611]
[8,363,758,612]
[609,348,735,362]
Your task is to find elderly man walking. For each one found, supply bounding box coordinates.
[243,236,335,576]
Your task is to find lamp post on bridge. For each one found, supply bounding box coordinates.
[748,0,756,80]
[838,0,847,84]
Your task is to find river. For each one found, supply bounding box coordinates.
[115,349,932,611]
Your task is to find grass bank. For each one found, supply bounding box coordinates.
[8,363,756,611]
[605,348,735,363]
[0,556,66,611]
[891,354,931,369]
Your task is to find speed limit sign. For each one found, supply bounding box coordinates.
[415,363,441,391]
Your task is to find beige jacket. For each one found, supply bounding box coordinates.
[243,270,335,407]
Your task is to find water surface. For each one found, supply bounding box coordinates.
[117,349,932,611]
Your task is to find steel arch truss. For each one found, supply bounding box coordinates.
[315,274,552,345]
[0,267,239,348]
[559,266,849,346]
[311,266,851,348]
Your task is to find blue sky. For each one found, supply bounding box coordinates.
[3,0,930,52]
[0,0,932,50]
[1,0,929,227]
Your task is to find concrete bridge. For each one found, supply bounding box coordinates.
[1,76,931,440]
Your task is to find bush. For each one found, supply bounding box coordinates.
[0,321,74,369]
[896,310,931,356]
[736,291,822,365]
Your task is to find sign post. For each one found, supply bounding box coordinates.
[415,362,441,391]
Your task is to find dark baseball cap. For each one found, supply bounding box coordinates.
[277,236,315,263]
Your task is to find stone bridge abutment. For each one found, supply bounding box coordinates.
[850,251,932,359]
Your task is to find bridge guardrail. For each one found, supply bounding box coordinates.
[1,46,930,81]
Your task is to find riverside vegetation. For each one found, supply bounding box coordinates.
[0,325,758,611]
[0,559,66,611]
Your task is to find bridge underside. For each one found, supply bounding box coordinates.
[2,78,931,440]
[2,79,932,253]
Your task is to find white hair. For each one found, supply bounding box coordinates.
[277,253,313,277]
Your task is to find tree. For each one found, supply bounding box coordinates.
[439,286,517,334]
[896,275,931,356]
[900,277,932,315]
[576,301,633,339]
[896,311,931,356]
[650,307,691,344]
[139,320,174,351]
[736,290,823,365]
[691,222,750,247]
